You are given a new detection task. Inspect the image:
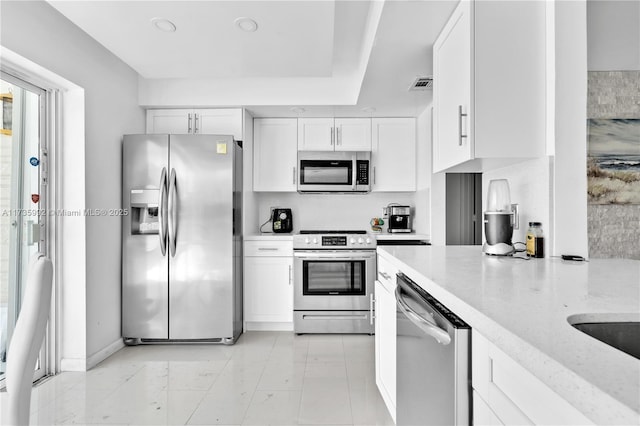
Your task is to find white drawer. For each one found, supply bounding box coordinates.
[472,330,593,425]
[245,240,293,257]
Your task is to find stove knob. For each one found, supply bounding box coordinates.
[366,238,371,244]
[305,237,310,244]
[350,238,356,244]
[357,237,364,244]
[312,238,318,244]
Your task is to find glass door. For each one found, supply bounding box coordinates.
[0,73,48,385]
[302,260,366,295]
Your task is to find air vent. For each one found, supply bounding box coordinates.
[409,77,433,91]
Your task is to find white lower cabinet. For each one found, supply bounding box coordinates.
[472,330,593,425]
[243,240,293,330]
[375,255,397,423]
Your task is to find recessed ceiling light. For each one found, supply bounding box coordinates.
[151,17,176,33]
[290,107,305,114]
[235,17,258,33]
[362,107,376,113]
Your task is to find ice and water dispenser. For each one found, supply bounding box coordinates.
[130,189,160,234]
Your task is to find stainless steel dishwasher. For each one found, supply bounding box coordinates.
[395,273,471,425]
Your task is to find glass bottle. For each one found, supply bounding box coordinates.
[526,222,544,258]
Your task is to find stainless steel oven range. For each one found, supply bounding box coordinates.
[293,230,376,334]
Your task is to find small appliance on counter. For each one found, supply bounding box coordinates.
[271,208,293,233]
[386,205,412,233]
[482,179,519,256]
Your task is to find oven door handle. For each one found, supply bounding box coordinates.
[395,286,451,345]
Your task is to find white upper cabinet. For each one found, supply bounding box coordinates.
[432,0,546,173]
[146,108,243,140]
[335,118,372,151]
[146,109,191,134]
[195,109,243,139]
[371,118,416,192]
[253,118,298,192]
[298,118,372,151]
[297,118,335,151]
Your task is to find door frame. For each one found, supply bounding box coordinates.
[0,70,56,387]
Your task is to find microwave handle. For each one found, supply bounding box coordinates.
[351,155,358,191]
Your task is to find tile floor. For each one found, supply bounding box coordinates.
[1,332,395,425]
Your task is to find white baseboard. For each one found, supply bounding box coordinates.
[244,322,294,331]
[60,338,124,372]
[87,338,125,370]
[60,358,87,372]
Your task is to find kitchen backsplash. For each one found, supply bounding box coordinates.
[254,192,424,235]
[482,157,553,251]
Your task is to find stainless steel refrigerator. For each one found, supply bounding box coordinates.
[122,134,242,345]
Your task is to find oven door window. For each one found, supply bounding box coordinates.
[299,160,353,185]
[302,260,365,295]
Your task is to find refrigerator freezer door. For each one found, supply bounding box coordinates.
[168,135,235,339]
[122,135,169,339]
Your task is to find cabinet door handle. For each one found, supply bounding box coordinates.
[293,167,296,185]
[458,105,468,146]
[194,113,199,134]
[331,127,334,146]
[337,127,341,146]
[288,265,292,285]
[373,166,376,185]
[188,113,192,133]
[258,247,279,251]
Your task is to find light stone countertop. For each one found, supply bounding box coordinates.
[377,245,640,425]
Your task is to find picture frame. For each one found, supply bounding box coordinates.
[587,119,640,204]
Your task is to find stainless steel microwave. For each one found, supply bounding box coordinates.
[297,151,371,193]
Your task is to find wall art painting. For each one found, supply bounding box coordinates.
[587,119,640,204]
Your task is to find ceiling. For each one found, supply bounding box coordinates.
[47,0,457,117]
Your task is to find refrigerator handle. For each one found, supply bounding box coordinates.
[168,168,177,257]
[158,167,168,256]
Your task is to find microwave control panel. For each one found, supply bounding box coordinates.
[356,160,369,185]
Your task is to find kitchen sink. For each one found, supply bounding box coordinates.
[568,315,640,360]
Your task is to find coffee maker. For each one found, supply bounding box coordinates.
[482,179,518,255]
[387,205,412,233]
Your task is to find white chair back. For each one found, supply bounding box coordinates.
[6,254,53,426]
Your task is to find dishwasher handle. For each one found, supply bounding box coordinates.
[395,286,451,345]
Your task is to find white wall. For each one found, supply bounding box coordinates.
[414,107,432,236]
[587,0,640,71]
[1,1,144,369]
[551,0,589,258]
